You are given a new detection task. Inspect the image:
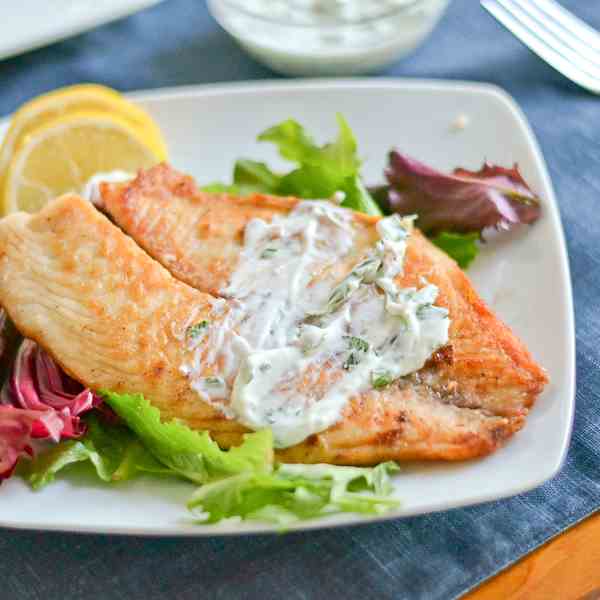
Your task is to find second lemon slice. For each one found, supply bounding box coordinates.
[4,111,162,214]
[0,84,167,179]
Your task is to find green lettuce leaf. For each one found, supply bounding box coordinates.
[201,115,382,217]
[233,160,281,194]
[27,414,168,489]
[102,392,400,524]
[258,119,318,164]
[341,175,383,217]
[258,115,360,177]
[203,161,282,197]
[28,441,95,489]
[277,164,339,199]
[188,462,400,525]
[101,391,273,483]
[199,182,241,195]
[431,231,480,268]
[28,391,401,526]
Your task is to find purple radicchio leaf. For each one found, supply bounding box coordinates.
[0,406,38,481]
[377,151,541,236]
[0,339,103,440]
[0,339,103,481]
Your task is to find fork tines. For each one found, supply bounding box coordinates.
[481,0,600,93]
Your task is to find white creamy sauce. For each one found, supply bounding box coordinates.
[241,0,418,25]
[214,0,448,51]
[80,171,134,205]
[182,201,450,448]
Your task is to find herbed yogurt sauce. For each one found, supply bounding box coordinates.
[81,171,134,205]
[182,201,450,448]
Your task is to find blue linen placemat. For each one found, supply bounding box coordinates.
[1,1,598,598]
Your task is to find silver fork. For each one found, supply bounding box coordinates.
[481,0,600,94]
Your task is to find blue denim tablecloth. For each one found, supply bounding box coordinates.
[1,1,598,599]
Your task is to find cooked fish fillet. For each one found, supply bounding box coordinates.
[102,165,377,298]
[0,182,547,464]
[101,165,548,413]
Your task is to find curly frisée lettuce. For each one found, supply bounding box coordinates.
[188,462,400,526]
[202,115,382,217]
[25,391,400,525]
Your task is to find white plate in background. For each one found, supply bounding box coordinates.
[0,1,164,61]
[0,80,575,535]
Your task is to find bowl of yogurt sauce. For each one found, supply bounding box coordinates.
[208,0,450,76]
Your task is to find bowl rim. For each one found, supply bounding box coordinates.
[208,0,432,30]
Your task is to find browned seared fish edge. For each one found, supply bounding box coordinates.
[0,172,548,465]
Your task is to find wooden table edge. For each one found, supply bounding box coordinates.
[464,510,600,600]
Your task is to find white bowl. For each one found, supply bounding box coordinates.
[208,0,451,76]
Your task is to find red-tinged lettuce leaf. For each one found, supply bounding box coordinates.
[0,406,39,480]
[1,340,102,442]
[379,151,541,235]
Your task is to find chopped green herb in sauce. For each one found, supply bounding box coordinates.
[323,256,381,314]
[342,336,370,370]
[342,353,360,371]
[417,305,449,320]
[187,320,209,339]
[260,247,278,259]
[344,336,369,353]
[372,371,393,389]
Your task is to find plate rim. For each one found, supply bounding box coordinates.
[0,78,576,536]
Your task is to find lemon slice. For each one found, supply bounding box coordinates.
[3,111,161,214]
[0,84,167,179]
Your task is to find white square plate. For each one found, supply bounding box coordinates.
[0,80,575,535]
[0,1,163,61]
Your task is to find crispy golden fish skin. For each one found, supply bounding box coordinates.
[0,188,548,465]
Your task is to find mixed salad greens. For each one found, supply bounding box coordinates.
[0,327,400,526]
[203,115,382,217]
[0,116,542,527]
[204,115,541,268]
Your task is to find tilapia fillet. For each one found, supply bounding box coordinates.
[0,178,547,464]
